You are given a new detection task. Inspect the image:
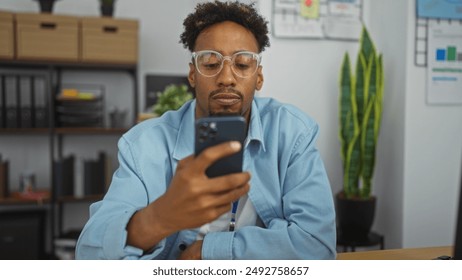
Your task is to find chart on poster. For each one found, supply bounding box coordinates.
[414,0,462,67]
[427,20,462,104]
[415,0,462,104]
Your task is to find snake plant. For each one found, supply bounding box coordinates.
[339,26,384,199]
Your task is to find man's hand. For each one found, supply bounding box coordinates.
[178,240,203,260]
[127,141,250,251]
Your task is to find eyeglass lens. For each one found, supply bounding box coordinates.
[195,51,259,78]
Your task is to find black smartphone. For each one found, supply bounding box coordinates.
[195,116,246,178]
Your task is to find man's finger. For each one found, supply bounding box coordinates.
[194,141,242,172]
[212,183,250,207]
[205,172,251,193]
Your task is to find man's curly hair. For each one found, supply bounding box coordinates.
[180,1,270,53]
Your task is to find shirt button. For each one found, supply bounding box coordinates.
[179,243,187,251]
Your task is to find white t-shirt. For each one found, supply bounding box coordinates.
[196,194,258,240]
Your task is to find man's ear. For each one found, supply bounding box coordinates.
[256,66,264,91]
[188,63,196,88]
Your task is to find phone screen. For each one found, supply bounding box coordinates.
[195,116,246,178]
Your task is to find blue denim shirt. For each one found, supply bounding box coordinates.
[75,97,336,260]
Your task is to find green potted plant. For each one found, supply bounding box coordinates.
[152,84,193,117]
[336,26,384,241]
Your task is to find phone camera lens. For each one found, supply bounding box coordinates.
[209,127,217,138]
[199,122,208,133]
[199,134,207,143]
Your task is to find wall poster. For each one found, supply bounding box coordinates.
[272,0,363,40]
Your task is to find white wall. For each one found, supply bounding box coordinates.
[1,0,461,249]
[367,0,408,249]
[257,1,360,197]
[402,0,462,248]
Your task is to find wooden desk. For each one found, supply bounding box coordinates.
[337,246,453,260]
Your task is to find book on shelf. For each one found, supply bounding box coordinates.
[0,75,5,128]
[19,76,33,128]
[33,77,49,128]
[53,155,75,197]
[0,157,9,198]
[5,75,18,128]
[84,152,110,196]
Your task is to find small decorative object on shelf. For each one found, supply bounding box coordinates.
[19,171,36,193]
[109,107,127,128]
[99,0,116,17]
[33,0,60,13]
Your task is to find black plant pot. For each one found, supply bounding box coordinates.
[35,0,57,13]
[335,192,376,241]
[100,5,114,17]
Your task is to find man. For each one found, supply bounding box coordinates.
[76,1,336,260]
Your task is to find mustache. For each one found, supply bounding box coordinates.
[209,88,243,98]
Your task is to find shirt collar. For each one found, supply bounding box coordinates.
[246,99,266,152]
[173,98,266,161]
[172,100,196,161]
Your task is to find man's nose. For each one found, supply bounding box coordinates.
[216,59,237,86]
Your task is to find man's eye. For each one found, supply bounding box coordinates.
[235,63,250,70]
[203,63,220,69]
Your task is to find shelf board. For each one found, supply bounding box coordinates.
[57,194,103,203]
[0,127,128,135]
[0,190,51,205]
[54,127,128,135]
[0,59,137,71]
[0,197,50,206]
[0,128,50,134]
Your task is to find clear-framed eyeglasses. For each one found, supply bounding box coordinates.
[192,50,262,78]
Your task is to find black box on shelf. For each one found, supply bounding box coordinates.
[0,209,46,260]
[53,155,75,197]
[0,75,5,128]
[0,158,9,199]
[84,152,109,196]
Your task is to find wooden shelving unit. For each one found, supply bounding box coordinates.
[56,194,103,203]
[0,59,138,258]
[54,127,127,135]
[0,128,50,134]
